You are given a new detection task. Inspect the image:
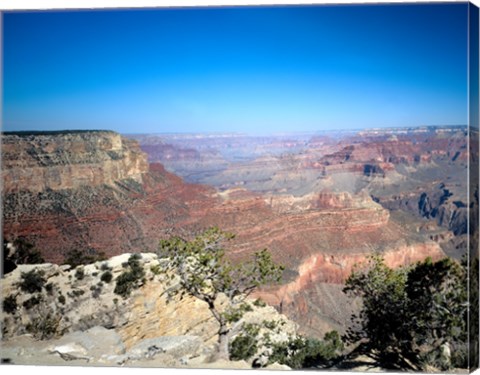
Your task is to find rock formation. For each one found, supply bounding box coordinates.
[2,128,463,340]
[0,253,297,368]
[2,131,216,263]
[3,131,148,193]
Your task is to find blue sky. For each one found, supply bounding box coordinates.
[2,3,469,134]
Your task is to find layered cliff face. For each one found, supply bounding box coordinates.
[2,131,216,263]
[133,127,468,197]
[3,129,458,341]
[3,131,148,193]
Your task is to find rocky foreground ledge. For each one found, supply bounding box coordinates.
[0,253,294,369]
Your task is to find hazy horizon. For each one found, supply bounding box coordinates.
[2,123,469,137]
[3,3,469,134]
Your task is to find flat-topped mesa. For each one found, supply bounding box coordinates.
[2,131,148,193]
[266,190,386,215]
[313,190,377,209]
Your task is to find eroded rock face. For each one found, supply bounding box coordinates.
[2,131,216,263]
[2,131,394,268]
[0,253,298,368]
[2,130,458,342]
[2,131,148,193]
[254,240,445,338]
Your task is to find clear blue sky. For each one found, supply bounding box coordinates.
[2,3,469,134]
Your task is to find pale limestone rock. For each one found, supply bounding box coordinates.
[1,252,299,369]
[49,326,126,359]
[264,362,292,370]
[127,335,202,359]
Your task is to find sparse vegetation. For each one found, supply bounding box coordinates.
[114,254,145,298]
[68,289,85,298]
[45,282,54,295]
[223,303,253,323]
[100,262,111,272]
[90,284,103,298]
[267,331,343,369]
[228,318,343,369]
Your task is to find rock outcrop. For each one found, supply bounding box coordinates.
[2,131,216,263]
[3,131,148,193]
[0,253,297,368]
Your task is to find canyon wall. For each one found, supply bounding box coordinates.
[2,131,216,263]
[3,130,458,340]
[3,131,148,193]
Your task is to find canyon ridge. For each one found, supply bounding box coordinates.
[2,126,471,341]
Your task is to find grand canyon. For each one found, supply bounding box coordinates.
[2,125,473,343]
[2,2,478,371]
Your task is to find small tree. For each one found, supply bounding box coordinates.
[158,227,284,359]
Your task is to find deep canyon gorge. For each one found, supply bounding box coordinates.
[2,126,472,338]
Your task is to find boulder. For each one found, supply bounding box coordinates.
[49,326,125,361]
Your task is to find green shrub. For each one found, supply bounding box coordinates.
[223,303,253,323]
[253,298,266,307]
[19,269,46,293]
[26,311,62,340]
[343,255,467,370]
[150,264,162,275]
[67,289,85,298]
[23,295,42,310]
[229,323,260,361]
[230,334,258,361]
[3,295,18,314]
[114,254,145,298]
[63,249,107,268]
[100,262,111,272]
[3,238,45,275]
[45,282,54,295]
[263,320,280,330]
[57,295,66,305]
[74,267,85,280]
[100,271,113,283]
